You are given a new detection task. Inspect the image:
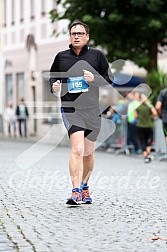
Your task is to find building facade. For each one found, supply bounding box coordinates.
[1,0,69,137]
[1,1,167,138]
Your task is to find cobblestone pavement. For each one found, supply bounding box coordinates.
[0,139,167,252]
[0,225,14,251]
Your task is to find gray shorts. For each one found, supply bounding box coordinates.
[61,107,101,141]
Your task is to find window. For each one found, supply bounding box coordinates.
[11,0,15,25]
[6,74,13,104]
[30,0,35,19]
[11,32,16,44]
[42,71,60,124]
[20,29,24,42]
[3,0,7,26]
[41,24,46,38]
[16,73,25,99]
[20,0,24,22]
[41,0,46,16]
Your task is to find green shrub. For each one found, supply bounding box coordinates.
[147,70,167,105]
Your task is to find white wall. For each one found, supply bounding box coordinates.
[2,0,69,51]
[0,0,5,131]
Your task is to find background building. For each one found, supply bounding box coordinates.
[1,0,69,137]
[1,1,167,138]
[0,0,5,133]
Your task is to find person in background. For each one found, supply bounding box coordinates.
[135,94,157,163]
[16,97,29,137]
[4,101,16,137]
[105,106,122,151]
[155,88,167,144]
[127,91,141,154]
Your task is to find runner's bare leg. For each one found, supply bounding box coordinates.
[82,138,95,184]
[69,131,84,188]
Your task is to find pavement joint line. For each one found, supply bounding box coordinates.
[0,198,37,252]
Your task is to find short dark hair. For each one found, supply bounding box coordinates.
[69,20,89,34]
[20,97,25,102]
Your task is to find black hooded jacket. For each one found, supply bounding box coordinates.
[50,44,112,109]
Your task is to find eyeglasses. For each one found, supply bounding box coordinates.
[70,32,86,37]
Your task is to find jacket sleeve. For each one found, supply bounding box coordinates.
[16,105,19,116]
[49,53,60,93]
[93,51,113,87]
[26,106,29,117]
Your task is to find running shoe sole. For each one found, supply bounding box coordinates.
[66,198,82,206]
[82,201,92,204]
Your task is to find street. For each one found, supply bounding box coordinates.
[0,138,167,252]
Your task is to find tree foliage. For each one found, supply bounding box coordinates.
[147,70,167,104]
[50,0,167,72]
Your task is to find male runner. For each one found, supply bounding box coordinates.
[50,20,112,205]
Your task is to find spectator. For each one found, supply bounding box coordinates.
[4,101,16,137]
[135,94,157,163]
[155,88,167,144]
[101,106,122,151]
[127,91,141,154]
[16,98,29,137]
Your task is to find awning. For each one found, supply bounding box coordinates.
[112,73,145,88]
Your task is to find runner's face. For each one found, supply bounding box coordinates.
[70,25,89,49]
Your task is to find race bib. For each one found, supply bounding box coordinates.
[67,76,88,93]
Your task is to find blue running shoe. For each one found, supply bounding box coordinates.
[66,188,82,206]
[82,187,92,204]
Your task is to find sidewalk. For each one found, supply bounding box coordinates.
[0,132,70,146]
[0,226,14,252]
[0,138,167,251]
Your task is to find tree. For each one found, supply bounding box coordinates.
[50,0,167,72]
[147,70,167,104]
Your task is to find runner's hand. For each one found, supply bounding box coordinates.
[52,80,61,92]
[83,70,94,83]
